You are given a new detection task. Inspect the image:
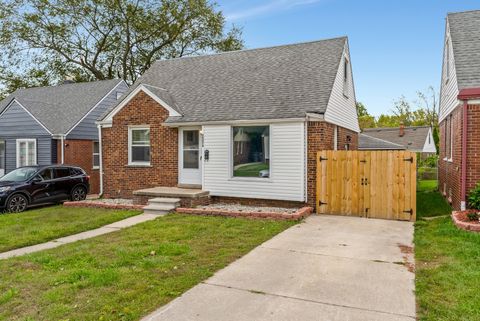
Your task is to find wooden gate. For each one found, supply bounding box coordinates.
[316,150,416,221]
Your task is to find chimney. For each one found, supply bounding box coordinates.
[399,122,405,137]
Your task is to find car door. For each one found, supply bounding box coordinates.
[29,168,56,204]
[53,167,72,200]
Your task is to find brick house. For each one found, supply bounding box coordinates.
[0,79,128,194]
[97,37,360,210]
[439,10,480,210]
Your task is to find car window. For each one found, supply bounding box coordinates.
[55,168,71,179]
[70,168,84,176]
[0,167,38,182]
[38,168,53,180]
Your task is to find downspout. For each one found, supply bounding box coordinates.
[97,124,104,196]
[60,135,65,164]
[461,100,468,211]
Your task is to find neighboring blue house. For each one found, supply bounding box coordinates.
[0,79,128,193]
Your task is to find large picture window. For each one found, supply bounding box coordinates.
[16,139,37,167]
[232,126,270,178]
[129,127,150,165]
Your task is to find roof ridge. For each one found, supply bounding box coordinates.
[359,133,405,147]
[363,125,431,131]
[447,9,480,17]
[15,78,122,92]
[152,36,348,63]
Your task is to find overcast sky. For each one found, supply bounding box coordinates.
[216,0,478,116]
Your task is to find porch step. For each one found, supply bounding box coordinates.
[143,197,180,216]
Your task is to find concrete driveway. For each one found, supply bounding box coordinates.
[143,215,415,321]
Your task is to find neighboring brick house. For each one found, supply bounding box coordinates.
[98,37,360,210]
[0,79,128,194]
[438,10,480,210]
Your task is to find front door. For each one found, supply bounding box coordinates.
[179,128,202,186]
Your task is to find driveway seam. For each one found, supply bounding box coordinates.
[202,282,416,319]
[259,245,409,266]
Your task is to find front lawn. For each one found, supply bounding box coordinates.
[233,162,269,177]
[0,214,294,320]
[415,181,480,320]
[0,206,141,252]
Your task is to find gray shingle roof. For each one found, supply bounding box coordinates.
[448,10,480,89]
[106,37,347,123]
[359,133,405,150]
[362,126,431,152]
[0,79,123,134]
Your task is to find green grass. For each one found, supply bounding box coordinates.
[234,163,269,177]
[0,214,295,320]
[417,180,438,192]
[0,206,141,252]
[415,180,480,320]
[416,180,451,219]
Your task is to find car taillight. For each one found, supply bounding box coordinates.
[86,175,90,181]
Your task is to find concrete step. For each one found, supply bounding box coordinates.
[148,197,181,204]
[143,203,177,211]
[143,209,171,216]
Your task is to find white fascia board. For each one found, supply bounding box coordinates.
[65,80,126,136]
[99,84,181,125]
[0,98,53,135]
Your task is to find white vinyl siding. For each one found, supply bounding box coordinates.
[439,22,460,122]
[324,44,360,133]
[203,122,305,201]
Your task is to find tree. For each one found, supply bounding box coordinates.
[414,86,440,153]
[356,102,376,129]
[0,0,243,97]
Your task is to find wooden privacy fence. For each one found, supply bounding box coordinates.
[316,150,417,221]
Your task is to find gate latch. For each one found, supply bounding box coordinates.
[318,201,328,206]
[403,157,414,163]
[319,156,328,162]
[403,209,414,216]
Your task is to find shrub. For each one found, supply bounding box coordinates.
[467,212,479,221]
[467,183,480,210]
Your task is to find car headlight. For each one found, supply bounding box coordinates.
[0,186,12,193]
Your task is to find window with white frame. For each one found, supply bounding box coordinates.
[93,141,100,169]
[128,127,150,165]
[16,139,37,167]
[232,126,270,178]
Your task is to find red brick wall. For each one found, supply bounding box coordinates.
[56,139,100,194]
[466,104,480,200]
[306,122,358,209]
[101,91,178,198]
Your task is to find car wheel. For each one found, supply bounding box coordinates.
[71,186,87,202]
[7,194,28,213]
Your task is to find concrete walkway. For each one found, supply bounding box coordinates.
[0,213,158,260]
[143,215,415,321]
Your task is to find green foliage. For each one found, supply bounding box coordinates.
[0,0,243,94]
[467,183,480,210]
[467,212,479,221]
[418,154,438,168]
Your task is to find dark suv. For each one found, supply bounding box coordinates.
[0,165,90,213]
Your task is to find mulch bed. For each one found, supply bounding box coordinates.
[452,211,480,232]
[176,206,313,221]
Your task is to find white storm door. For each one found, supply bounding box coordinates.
[179,129,202,186]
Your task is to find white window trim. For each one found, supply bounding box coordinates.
[128,126,151,166]
[229,124,272,182]
[93,141,100,169]
[16,139,37,168]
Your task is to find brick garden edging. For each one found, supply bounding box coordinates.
[176,206,313,220]
[63,201,144,211]
[452,211,480,232]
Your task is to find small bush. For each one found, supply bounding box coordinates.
[467,212,479,222]
[467,183,480,210]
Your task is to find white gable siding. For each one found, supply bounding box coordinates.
[202,122,305,201]
[324,43,360,133]
[422,128,437,153]
[439,21,460,122]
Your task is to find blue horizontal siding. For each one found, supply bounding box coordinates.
[67,81,128,140]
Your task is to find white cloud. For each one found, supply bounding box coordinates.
[225,0,324,21]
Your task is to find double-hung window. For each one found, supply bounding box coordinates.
[16,139,37,167]
[93,141,100,169]
[232,126,270,178]
[128,127,150,165]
